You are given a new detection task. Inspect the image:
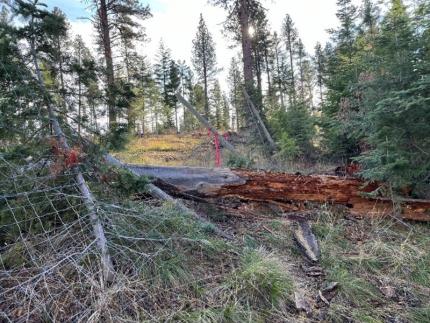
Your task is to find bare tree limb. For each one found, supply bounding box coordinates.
[30,35,115,283]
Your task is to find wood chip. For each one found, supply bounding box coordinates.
[295,291,312,315]
[294,221,320,262]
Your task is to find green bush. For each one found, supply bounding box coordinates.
[278,133,300,160]
[270,103,315,159]
[226,154,253,169]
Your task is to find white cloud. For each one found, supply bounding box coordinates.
[142,0,236,91]
[69,20,96,48]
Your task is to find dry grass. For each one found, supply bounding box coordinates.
[314,210,430,322]
[112,133,207,166]
[112,132,336,174]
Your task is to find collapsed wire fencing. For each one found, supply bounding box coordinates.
[0,143,224,321]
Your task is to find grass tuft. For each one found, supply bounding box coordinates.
[222,247,294,308]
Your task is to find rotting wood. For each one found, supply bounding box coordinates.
[293,221,320,262]
[294,290,312,315]
[124,165,430,222]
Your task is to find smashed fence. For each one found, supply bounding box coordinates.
[0,149,219,321]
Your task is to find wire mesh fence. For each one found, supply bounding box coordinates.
[0,147,225,321]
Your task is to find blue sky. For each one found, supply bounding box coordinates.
[45,0,166,21]
[45,0,89,20]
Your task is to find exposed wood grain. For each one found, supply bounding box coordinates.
[126,165,430,222]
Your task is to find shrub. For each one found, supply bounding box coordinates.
[278,133,300,160]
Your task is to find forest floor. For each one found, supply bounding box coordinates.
[110,133,430,322]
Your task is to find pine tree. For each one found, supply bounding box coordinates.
[90,0,151,130]
[376,0,415,90]
[354,0,429,192]
[70,35,100,134]
[191,84,206,130]
[210,0,265,112]
[221,93,231,130]
[296,39,306,102]
[0,3,43,141]
[313,42,326,107]
[46,7,71,113]
[282,14,298,104]
[210,81,223,128]
[251,6,272,108]
[154,41,174,128]
[360,0,379,36]
[335,0,358,64]
[272,32,286,110]
[320,0,360,159]
[167,60,180,132]
[192,14,217,120]
[177,60,194,130]
[227,57,244,130]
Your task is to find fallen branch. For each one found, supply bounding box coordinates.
[243,90,277,152]
[30,40,114,283]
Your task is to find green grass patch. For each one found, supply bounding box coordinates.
[221,247,294,308]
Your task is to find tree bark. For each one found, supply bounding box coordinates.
[238,0,254,105]
[98,0,116,129]
[125,165,430,222]
[104,156,233,240]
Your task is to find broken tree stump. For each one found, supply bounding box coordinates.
[125,165,430,222]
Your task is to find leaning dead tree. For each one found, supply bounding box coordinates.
[126,165,430,222]
[176,92,241,156]
[30,38,114,282]
[243,90,277,152]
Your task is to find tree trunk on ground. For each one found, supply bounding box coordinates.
[104,155,232,240]
[125,165,430,222]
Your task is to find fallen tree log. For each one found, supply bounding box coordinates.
[105,156,233,240]
[126,165,430,222]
